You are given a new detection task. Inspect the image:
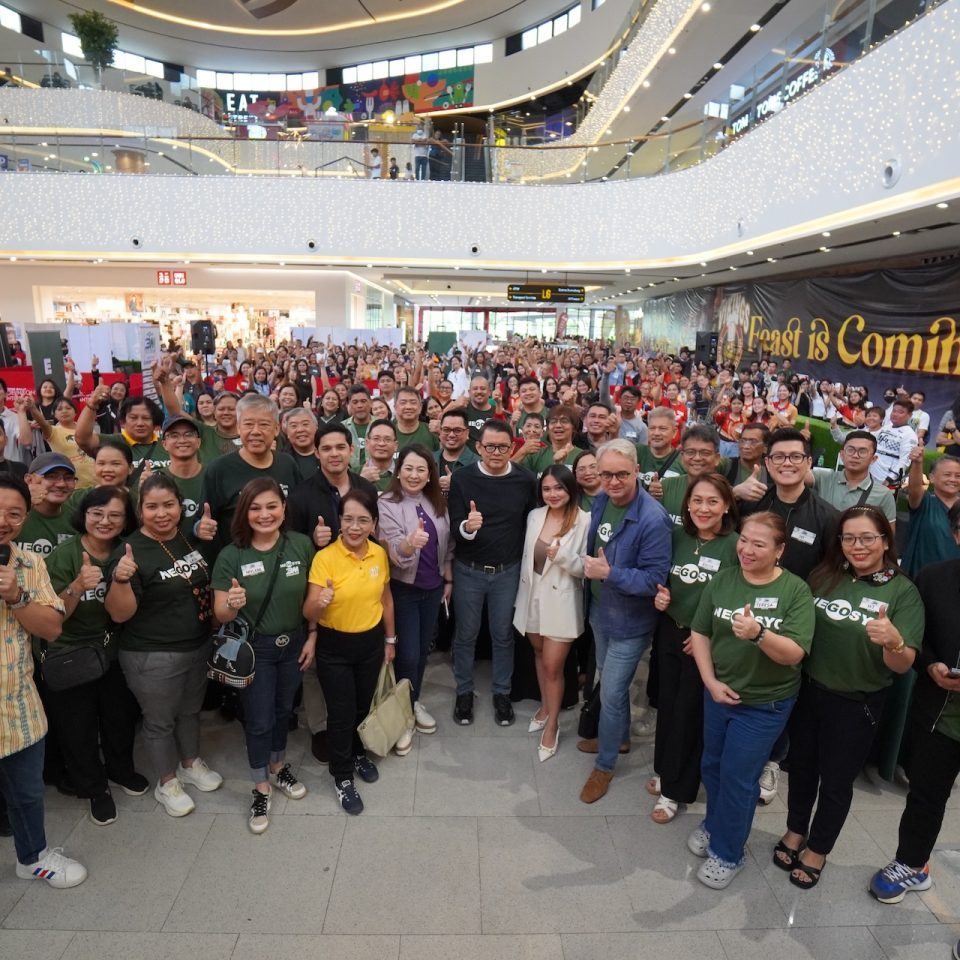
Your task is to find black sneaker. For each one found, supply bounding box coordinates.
[89,790,117,826]
[454,692,474,726]
[335,778,364,815]
[493,693,515,727]
[110,772,150,797]
[353,754,379,783]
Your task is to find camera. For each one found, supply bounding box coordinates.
[469,243,480,256]
[131,237,142,247]
[307,239,317,250]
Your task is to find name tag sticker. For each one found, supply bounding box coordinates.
[698,555,721,572]
[241,561,266,576]
[860,597,883,613]
[754,597,779,610]
[791,527,817,544]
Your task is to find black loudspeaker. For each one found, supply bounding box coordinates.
[0,323,16,367]
[190,320,216,355]
[695,330,718,367]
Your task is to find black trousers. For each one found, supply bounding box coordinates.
[896,713,960,868]
[786,676,887,856]
[43,659,141,798]
[652,616,703,804]
[315,623,384,781]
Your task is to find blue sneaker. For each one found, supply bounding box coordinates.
[335,778,364,815]
[353,754,379,784]
[869,859,932,903]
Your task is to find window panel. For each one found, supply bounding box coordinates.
[0,5,21,32]
[474,43,493,64]
[61,32,82,58]
[456,47,473,66]
[521,28,538,49]
[145,59,164,78]
[302,71,319,88]
[389,58,405,76]
[404,54,421,73]
[420,52,438,71]
[537,21,552,43]
[553,13,567,35]
[197,69,216,88]
[568,4,581,26]
[343,66,357,84]
[438,49,456,68]
[216,72,234,90]
[357,62,373,82]
[372,60,388,79]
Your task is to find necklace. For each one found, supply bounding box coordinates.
[154,532,208,583]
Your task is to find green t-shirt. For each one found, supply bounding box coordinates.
[373,469,394,493]
[396,422,439,452]
[212,532,315,636]
[637,446,685,487]
[807,573,925,693]
[580,491,597,513]
[158,467,205,539]
[196,421,242,465]
[15,508,75,558]
[44,536,116,657]
[109,530,212,652]
[527,444,580,476]
[690,567,814,704]
[591,498,630,605]
[666,529,739,627]
[102,437,170,483]
[660,475,688,527]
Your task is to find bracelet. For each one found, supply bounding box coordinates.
[385,636,397,645]
[887,639,906,654]
[64,586,78,599]
[113,574,131,584]
[444,579,453,584]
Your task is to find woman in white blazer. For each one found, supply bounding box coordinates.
[514,465,591,762]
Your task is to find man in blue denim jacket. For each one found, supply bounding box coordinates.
[578,439,672,804]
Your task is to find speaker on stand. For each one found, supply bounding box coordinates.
[694,330,718,368]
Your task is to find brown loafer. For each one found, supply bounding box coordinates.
[576,738,630,755]
[579,769,614,804]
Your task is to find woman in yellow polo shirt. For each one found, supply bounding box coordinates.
[304,488,395,815]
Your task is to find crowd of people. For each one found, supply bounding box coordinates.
[1,334,959,947]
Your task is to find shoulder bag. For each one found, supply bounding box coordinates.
[41,632,111,691]
[357,662,414,757]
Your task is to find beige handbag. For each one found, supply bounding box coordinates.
[358,662,414,757]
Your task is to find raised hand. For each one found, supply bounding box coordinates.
[439,464,453,494]
[25,472,47,506]
[736,463,767,502]
[314,514,332,548]
[647,471,663,499]
[865,605,901,650]
[75,551,103,591]
[226,576,247,610]
[583,546,610,580]
[732,602,760,641]
[654,582,671,612]
[138,460,154,489]
[114,543,138,583]
[360,460,381,483]
[318,578,335,607]
[464,500,483,534]
[409,517,430,550]
[195,503,218,541]
[546,537,560,562]
[90,383,111,409]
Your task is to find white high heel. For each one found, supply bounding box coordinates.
[538,730,559,762]
[528,709,547,733]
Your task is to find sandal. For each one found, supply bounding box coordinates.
[645,775,661,797]
[789,855,825,889]
[773,838,803,872]
[651,795,679,823]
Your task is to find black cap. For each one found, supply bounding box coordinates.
[161,415,199,438]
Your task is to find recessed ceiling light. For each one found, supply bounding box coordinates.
[821,231,831,237]
[642,80,650,88]
[668,47,676,55]
[713,62,723,70]
[936,202,949,209]
[622,105,630,112]
[750,23,761,31]
[661,116,670,122]
[892,230,901,236]
[700,261,708,267]
[683,92,693,99]
[767,257,777,262]
[701,2,711,10]
[729,265,737,270]
[746,250,754,255]
[9,256,16,262]
[820,246,830,252]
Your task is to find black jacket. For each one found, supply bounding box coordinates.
[286,469,377,540]
[742,486,839,580]
[912,559,960,733]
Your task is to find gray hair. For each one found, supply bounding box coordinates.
[237,393,279,424]
[647,406,677,424]
[596,438,638,466]
[282,406,317,428]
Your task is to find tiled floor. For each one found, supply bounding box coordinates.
[3,656,960,960]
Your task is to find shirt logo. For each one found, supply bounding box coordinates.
[597,522,613,541]
[280,560,301,577]
[369,565,380,577]
[713,605,784,630]
[182,499,199,518]
[670,562,711,585]
[815,597,876,624]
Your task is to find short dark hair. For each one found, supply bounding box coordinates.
[680,474,738,537]
[440,408,469,427]
[522,412,545,425]
[231,477,286,548]
[97,440,134,465]
[347,384,371,400]
[378,370,395,383]
[681,424,720,450]
[138,472,182,517]
[620,386,640,399]
[587,400,612,415]
[396,386,421,402]
[317,421,353,446]
[478,419,513,443]
[368,417,397,438]
[72,485,137,536]
[339,487,379,524]
[119,395,164,427]
[766,427,811,457]
[0,475,31,511]
[518,376,540,390]
[892,398,914,414]
[843,430,878,452]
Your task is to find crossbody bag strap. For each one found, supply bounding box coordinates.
[659,449,680,475]
[242,534,286,635]
[855,479,874,507]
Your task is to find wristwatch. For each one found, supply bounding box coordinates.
[385,636,397,645]
[751,625,766,645]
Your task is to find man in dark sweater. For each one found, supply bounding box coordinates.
[448,421,536,726]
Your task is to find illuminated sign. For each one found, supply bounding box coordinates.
[507,284,585,303]
[157,270,188,286]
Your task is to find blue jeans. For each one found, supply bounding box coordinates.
[240,628,306,783]
[392,581,443,703]
[701,691,797,865]
[415,156,429,180]
[591,617,652,772]
[719,439,739,458]
[0,739,47,865]
[453,560,520,696]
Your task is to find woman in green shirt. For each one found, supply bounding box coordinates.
[688,512,815,890]
[43,486,147,827]
[777,505,921,889]
[573,451,601,512]
[212,478,316,835]
[649,474,739,824]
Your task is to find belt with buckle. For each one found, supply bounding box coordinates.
[460,559,519,575]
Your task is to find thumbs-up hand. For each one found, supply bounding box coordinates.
[226,576,247,611]
[76,550,103,591]
[138,459,154,489]
[25,472,47,506]
[360,459,381,483]
[545,537,561,562]
[735,462,768,502]
[654,582,671,611]
[866,604,901,650]
[732,602,760,641]
[195,502,218,542]
[313,514,332,548]
[113,542,138,584]
[583,546,611,580]
[409,516,430,550]
[465,499,483,533]
[647,471,663,499]
[439,464,453,493]
[318,577,335,608]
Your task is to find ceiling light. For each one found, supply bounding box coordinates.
[729,265,737,270]
[683,92,693,99]
[606,129,612,135]
[821,230,831,237]
[699,261,707,267]
[936,202,949,209]
[701,2,711,10]
[746,250,754,256]
[892,230,901,236]
[622,105,630,113]
[660,116,669,122]
[9,256,16,262]
[767,257,777,262]
[642,80,650,88]
[668,47,676,55]
[819,246,830,252]
[750,23,761,31]
[713,62,723,71]
[91,152,98,157]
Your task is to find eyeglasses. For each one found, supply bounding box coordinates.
[842,446,872,458]
[480,443,511,454]
[840,533,885,547]
[599,470,633,483]
[682,448,716,460]
[440,427,467,434]
[87,510,126,523]
[44,473,77,484]
[341,516,374,528]
[0,509,26,523]
[767,452,808,465]
[165,431,198,441]
[739,437,763,446]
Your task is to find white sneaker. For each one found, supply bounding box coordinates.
[395,727,414,756]
[177,758,223,792]
[249,789,271,834]
[16,846,87,888]
[155,778,195,817]
[630,707,658,742]
[270,764,307,800]
[414,700,437,734]
[758,761,780,805]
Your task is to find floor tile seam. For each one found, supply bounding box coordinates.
[157,811,219,933]
[475,815,485,934]
[318,812,350,934]
[864,924,895,960]
[54,929,78,959]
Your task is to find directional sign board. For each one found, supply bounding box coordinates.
[507,284,585,303]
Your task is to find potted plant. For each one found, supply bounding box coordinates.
[67,10,119,87]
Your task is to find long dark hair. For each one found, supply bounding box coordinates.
[538,465,580,538]
[808,504,898,595]
[383,444,446,517]
[231,477,286,549]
